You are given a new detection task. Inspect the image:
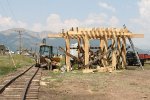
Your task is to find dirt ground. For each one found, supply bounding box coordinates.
[1,64,150,100]
[39,64,150,100]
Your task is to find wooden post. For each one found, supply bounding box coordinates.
[84,34,89,68]
[77,38,81,68]
[121,36,126,68]
[103,35,108,66]
[65,35,71,72]
[77,38,81,58]
[111,31,116,70]
[100,38,105,67]
[117,37,122,69]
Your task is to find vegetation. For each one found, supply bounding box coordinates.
[0,54,35,76]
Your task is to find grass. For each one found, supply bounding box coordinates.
[143,63,150,70]
[0,54,35,76]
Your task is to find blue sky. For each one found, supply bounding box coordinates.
[0,0,150,49]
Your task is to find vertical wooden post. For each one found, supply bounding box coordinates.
[65,35,71,72]
[103,35,108,66]
[77,38,81,68]
[77,38,81,58]
[121,37,126,68]
[111,32,116,70]
[100,38,105,67]
[84,34,89,68]
[117,37,122,69]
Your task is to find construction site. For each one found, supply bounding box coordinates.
[1,0,150,100]
[47,26,144,72]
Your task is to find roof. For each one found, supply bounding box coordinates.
[48,27,144,39]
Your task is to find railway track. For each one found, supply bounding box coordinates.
[0,65,41,100]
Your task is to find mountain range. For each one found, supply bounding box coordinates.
[0,28,65,52]
[0,28,149,54]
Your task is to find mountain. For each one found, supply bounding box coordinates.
[0,28,65,52]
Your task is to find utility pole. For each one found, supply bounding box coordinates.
[15,29,25,55]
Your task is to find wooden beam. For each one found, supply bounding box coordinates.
[111,29,116,70]
[48,33,62,38]
[77,38,81,60]
[130,34,144,38]
[103,34,108,66]
[100,38,105,67]
[65,36,71,72]
[48,31,144,40]
[84,35,89,68]
[121,37,126,68]
[117,37,122,69]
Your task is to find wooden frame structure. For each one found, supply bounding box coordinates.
[48,27,144,72]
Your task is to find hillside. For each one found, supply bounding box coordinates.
[0,28,65,52]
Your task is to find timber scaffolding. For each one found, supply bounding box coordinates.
[48,27,144,72]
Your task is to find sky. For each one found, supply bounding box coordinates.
[0,0,150,49]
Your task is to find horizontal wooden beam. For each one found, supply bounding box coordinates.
[48,30,144,39]
[48,34,62,38]
[130,34,144,38]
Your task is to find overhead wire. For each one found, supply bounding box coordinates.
[6,0,21,28]
[0,1,9,16]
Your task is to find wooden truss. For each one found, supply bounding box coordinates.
[48,27,144,72]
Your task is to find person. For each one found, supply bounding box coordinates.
[45,57,52,70]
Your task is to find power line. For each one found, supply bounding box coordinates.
[0,1,8,16]
[15,29,25,54]
[6,0,17,21]
[6,0,21,28]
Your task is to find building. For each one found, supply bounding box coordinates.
[0,44,7,55]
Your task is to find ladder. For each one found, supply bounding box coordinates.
[128,37,144,70]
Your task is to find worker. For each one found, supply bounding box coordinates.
[45,57,52,70]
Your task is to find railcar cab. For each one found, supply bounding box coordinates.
[39,44,53,65]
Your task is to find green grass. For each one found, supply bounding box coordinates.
[0,54,35,76]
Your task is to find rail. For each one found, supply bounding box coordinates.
[0,64,34,94]
[22,67,39,100]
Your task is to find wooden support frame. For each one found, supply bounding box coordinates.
[48,27,144,72]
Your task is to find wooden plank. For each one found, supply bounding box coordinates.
[48,34,62,38]
[84,35,89,68]
[121,37,126,68]
[48,30,144,39]
[65,36,71,72]
[77,38,81,60]
[85,31,90,39]
[100,38,104,66]
[116,37,122,68]
[130,34,144,38]
[111,29,116,70]
[90,31,95,39]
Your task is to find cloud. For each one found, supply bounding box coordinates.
[32,23,43,32]
[84,13,108,25]
[98,2,116,12]
[0,15,27,31]
[31,13,119,32]
[0,16,13,26]
[109,16,119,26]
[130,0,150,49]
[0,13,120,33]
[138,0,150,20]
